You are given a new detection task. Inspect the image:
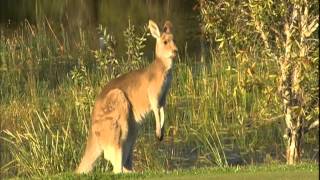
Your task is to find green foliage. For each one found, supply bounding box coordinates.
[123,19,149,69]
[70,65,88,86]
[1,111,82,177]
[199,0,319,164]
[199,0,257,52]
[93,25,118,77]
[191,123,228,167]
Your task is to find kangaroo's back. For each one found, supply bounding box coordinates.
[97,68,150,121]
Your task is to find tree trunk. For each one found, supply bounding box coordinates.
[280,4,304,165]
[282,64,304,165]
[286,127,303,165]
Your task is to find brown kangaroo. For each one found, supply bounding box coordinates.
[75,20,177,174]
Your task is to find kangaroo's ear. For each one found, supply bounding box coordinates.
[148,20,160,39]
[163,20,172,33]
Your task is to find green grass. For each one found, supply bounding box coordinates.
[35,164,318,180]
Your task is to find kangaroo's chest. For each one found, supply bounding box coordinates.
[159,70,172,100]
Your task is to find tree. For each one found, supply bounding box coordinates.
[199,0,319,164]
[252,0,318,164]
[281,0,318,164]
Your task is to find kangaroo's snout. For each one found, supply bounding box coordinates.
[170,48,178,59]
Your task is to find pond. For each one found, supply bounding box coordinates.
[0,0,202,59]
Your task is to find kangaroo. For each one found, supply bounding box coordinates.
[75,20,177,174]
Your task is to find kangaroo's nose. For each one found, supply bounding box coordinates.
[173,48,178,54]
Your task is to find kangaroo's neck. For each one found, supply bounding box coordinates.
[154,57,173,72]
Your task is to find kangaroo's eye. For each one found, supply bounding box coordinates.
[164,40,168,45]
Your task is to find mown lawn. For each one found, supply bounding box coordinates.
[35,163,318,180]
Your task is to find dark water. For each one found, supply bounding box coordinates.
[0,0,202,58]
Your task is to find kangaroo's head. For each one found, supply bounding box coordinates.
[148,20,178,66]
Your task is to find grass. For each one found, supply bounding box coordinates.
[36,163,319,180]
[0,20,318,178]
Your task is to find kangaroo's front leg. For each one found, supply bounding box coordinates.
[153,106,165,141]
[160,106,165,134]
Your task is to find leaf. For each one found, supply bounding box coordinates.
[305,18,318,37]
[218,41,224,49]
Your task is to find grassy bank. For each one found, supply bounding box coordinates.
[42,163,319,180]
[0,20,318,178]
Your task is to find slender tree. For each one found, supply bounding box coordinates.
[199,0,319,164]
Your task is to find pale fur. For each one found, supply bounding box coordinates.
[75,20,177,174]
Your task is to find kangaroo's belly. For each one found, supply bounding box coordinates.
[127,86,151,123]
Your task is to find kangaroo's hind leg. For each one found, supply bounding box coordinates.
[94,88,131,173]
[75,130,102,174]
[123,122,138,172]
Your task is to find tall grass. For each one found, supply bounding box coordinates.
[0,20,318,178]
